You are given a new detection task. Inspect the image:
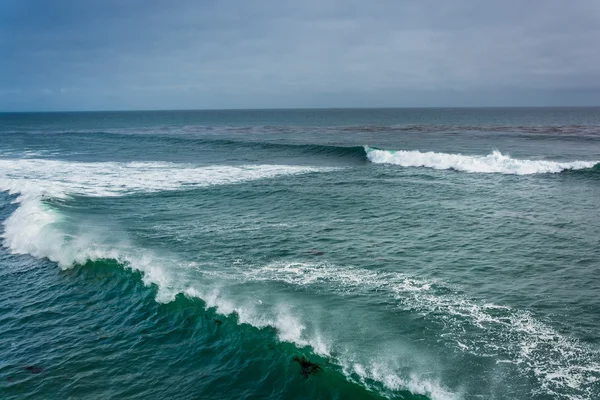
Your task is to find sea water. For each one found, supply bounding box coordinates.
[1,108,600,399]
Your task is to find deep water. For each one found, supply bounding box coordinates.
[1,108,600,400]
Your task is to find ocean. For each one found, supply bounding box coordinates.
[1,108,600,400]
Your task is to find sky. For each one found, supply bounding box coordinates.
[1,0,600,111]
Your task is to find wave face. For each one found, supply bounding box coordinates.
[365,147,599,175]
[239,261,600,400]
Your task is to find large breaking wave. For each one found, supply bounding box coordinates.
[365,146,599,175]
[0,158,332,198]
[0,157,453,400]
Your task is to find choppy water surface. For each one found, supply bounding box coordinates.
[1,108,600,400]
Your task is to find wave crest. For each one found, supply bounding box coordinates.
[365,147,599,175]
[0,158,333,198]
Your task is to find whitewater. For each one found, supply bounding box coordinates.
[364,147,599,175]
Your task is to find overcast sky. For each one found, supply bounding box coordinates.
[1,0,599,111]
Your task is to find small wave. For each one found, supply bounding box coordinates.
[164,138,368,161]
[192,140,367,160]
[365,147,599,175]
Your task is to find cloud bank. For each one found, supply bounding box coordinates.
[1,0,599,110]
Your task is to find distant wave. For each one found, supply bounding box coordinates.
[190,140,368,160]
[365,146,600,175]
[6,123,600,136]
[1,131,370,162]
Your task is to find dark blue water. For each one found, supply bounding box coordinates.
[1,108,600,400]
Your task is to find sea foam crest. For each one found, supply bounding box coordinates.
[0,158,330,198]
[242,261,600,400]
[365,147,598,175]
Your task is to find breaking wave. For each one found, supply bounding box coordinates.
[365,147,599,175]
[0,158,332,198]
[0,202,457,400]
[239,261,600,400]
[0,157,456,400]
[5,137,598,177]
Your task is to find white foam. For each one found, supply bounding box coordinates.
[242,261,600,399]
[0,158,330,198]
[183,287,330,356]
[342,360,458,400]
[365,147,597,175]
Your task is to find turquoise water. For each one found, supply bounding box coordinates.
[1,108,600,399]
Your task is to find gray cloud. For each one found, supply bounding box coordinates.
[1,0,599,110]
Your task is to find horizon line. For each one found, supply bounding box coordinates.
[2,105,600,114]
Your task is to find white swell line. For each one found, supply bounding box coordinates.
[0,158,334,198]
[241,261,600,399]
[365,147,597,175]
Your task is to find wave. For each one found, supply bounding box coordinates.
[4,132,597,177]
[365,147,600,175]
[184,139,368,160]
[0,197,452,400]
[3,195,597,399]
[5,184,600,400]
[0,158,333,198]
[238,261,600,400]
[2,154,598,399]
